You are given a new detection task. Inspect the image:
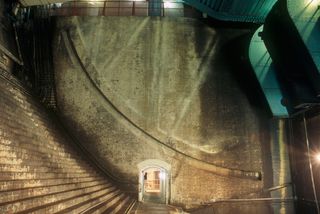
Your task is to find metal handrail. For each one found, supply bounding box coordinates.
[45,0,195,17]
[267,183,292,192]
[203,197,295,205]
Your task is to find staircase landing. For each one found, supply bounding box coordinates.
[131,202,183,214]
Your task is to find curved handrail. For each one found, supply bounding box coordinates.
[202,197,295,205]
[61,29,261,180]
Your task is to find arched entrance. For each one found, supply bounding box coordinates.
[138,159,171,204]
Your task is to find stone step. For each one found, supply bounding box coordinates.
[0,72,31,96]
[90,192,127,214]
[0,89,46,121]
[0,155,89,171]
[115,198,136,214]
[0,163,95,174]
[0,176,103,191]
[56,188,121,214]
[0,72,132,214]
[0,114,61,144]
[0,114,70,147]
[0,84,36,108]
[3,96,46,119]
[0,182,112,213]
[0,150,93,175]
[18,185,117,214]
[0,142,90,168]
[0,179,109,203]
[0,133,81,166]
[0,121,74,150]
[0,150,89,170]
[109,195,131,214]
[0,96,67,140]
[79,192,125,214]
[0,170,98,181]
[0,138,83,165]
[0,114,75,153]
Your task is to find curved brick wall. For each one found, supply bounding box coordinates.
[53,16,293,209]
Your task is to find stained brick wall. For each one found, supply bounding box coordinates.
[53,16,294,211]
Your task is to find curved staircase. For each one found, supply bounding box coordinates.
[0,69,136,213]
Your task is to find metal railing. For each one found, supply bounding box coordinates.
[45,0,201,17]
[190,198,295,214]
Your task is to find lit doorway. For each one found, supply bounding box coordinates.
[138,159,171,204]
[142,167,166,203]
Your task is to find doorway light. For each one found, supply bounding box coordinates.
[159,171,165,180]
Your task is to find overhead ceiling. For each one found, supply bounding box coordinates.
[19,0,278,23]
[183,0,277,23]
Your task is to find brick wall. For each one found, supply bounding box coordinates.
[53,16,294,211]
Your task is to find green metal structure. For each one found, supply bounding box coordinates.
[183,0,277,22]
[249,26,289,117]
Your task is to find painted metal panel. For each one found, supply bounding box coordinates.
[249,26,289,117]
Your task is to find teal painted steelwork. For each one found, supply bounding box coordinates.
[287,0,320,80]
[182,0,277,22]
[249,26,289,117]
[149,0,162,16]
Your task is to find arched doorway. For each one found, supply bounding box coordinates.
[138,159,171,204]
